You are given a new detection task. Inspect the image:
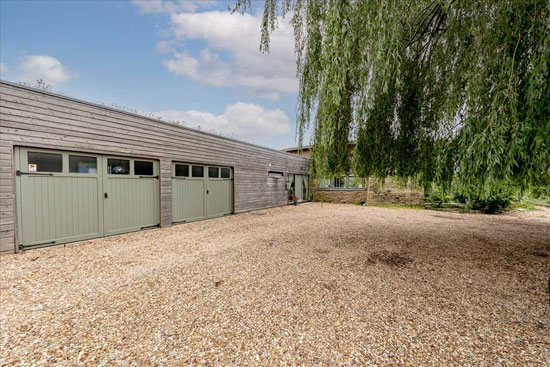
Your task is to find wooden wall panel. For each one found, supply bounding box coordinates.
[0,82,309,252]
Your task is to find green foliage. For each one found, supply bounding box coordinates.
[424,183,454,207]
[510,201,540,211]
[460,185,514,213]
[372,204,425,210]
[236,0,550,197]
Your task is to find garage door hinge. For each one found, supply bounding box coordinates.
[16,170,54,176]
[140,224,160,230]
[19,240,56,251]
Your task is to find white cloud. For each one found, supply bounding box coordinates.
[157,40,173,54]
[133,0,298,101]
[163,51,199,78]
[156,102,291,142]
[165,10,297,100]
[0,62,8,76]
[133,0,165,13]
[18,55,70,86]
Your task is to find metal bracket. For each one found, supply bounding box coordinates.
[16,170,54,176]
[140,224,160,230]
[19,240,56,251]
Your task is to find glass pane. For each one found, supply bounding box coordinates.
[220,168,230,178]
[69,155,97,174]
[192,166,204,177]
[107,158,130,175]
[135,161,153,175]
[333,177,345,188]
[208,167,219,178]
[175,164,189,177]
[28,152,62,172]
[268,171,283,178]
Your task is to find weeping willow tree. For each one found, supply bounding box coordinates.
[235,0,550,197]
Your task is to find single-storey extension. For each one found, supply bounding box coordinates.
[0,81,310,253]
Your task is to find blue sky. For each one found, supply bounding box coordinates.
[0,0,307,149]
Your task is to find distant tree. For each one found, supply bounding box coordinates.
[235,0,550,198]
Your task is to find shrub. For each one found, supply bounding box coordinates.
[424,183,453,207]
[460,185,513,213]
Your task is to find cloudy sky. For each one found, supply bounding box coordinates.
[0,0,309,149]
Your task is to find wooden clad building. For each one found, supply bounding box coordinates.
[0,81,310,253]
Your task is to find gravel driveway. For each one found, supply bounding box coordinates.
[1,203,549,366]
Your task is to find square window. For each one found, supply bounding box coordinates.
[220,167,230,179]
[107,158,130,175]
[28,152,62,172]
[69,155,97,173]
[135,161,153,175]
[192,166,204,177]
[208,167,219,178]
[175,164,189,177]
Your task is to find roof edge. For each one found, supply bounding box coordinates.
[0,80,309,161]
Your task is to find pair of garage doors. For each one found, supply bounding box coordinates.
[172,163,233,223]
[15,147,160,249]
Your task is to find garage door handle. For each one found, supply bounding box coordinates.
[104,192,108,199]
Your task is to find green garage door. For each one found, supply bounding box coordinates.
[206,166,233,218]
[103,156,160,236]
[16,148,104,248]
[15,147,159,250]
[172,163,233,223]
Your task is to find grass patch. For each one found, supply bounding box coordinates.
[371,204,425,210]
[510,201,541,211]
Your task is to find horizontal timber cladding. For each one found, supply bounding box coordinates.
[0,81,309,252]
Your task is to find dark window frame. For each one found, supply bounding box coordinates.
[175,164,189,177]
[191,165,204,178]
[220,167,231,179]
[208,167,219,178]
[134,160,154,176]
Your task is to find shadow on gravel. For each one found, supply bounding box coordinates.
[368,250,414,267]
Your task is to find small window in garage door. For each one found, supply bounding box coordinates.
[69,155,97,173]
[27,152,62,172]
[107,158,130,175]
[221,167,230,179]
[192,166,204,177]
[175,164,189,177]
[135,160,154,176]
[208,167,219,178]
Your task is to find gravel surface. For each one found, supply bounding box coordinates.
[1,203,549,366]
